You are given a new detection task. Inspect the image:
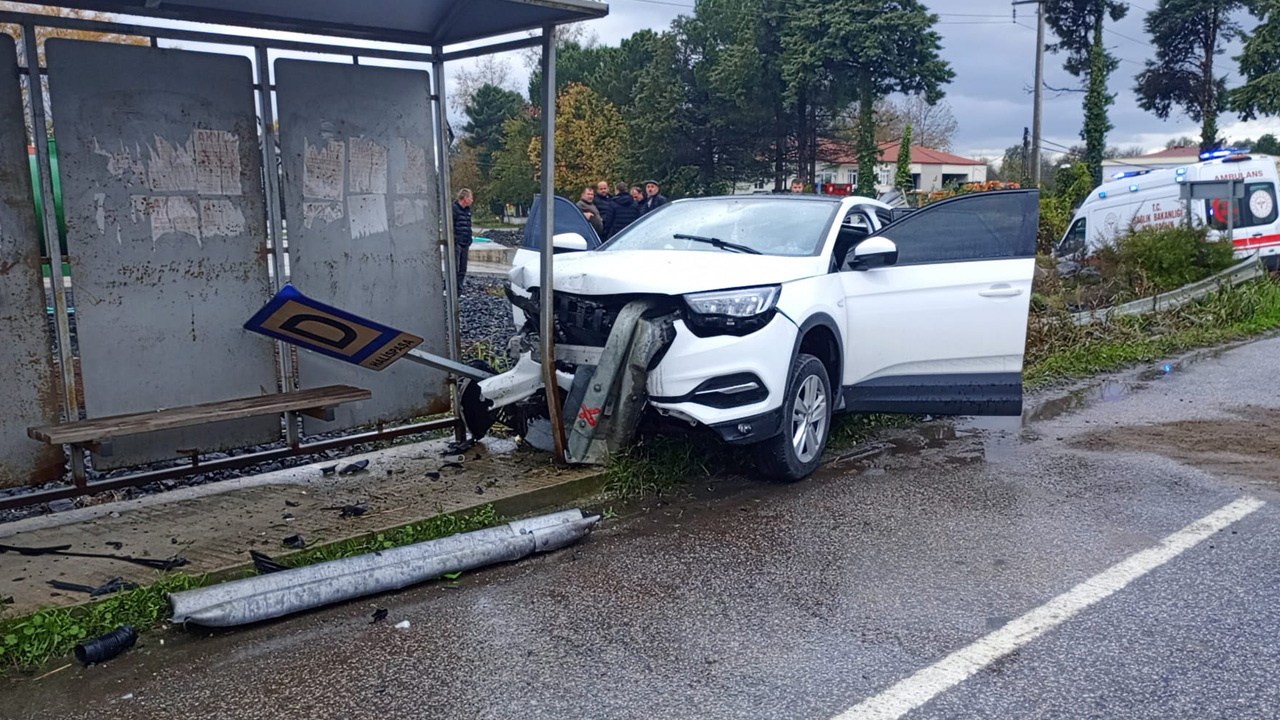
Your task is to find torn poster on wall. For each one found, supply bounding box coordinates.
[348,194,388,240]
[349,137,388,195]
[194,129,242,196]
[396,138,430,195]
[303,139,345,201]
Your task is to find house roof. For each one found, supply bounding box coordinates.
[1101,145,1200,166]
[818,139,984,167]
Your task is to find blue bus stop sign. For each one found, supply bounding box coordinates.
[245,285,423,371]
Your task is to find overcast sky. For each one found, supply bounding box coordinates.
[450,0,1280,160]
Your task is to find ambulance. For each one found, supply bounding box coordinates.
[1054,149,1280,268]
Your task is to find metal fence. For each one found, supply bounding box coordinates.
[0,12,466,503]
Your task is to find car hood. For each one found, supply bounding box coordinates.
[517,249,826,296]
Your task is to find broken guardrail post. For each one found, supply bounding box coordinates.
[169,509,599,627]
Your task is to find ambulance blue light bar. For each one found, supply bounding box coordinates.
[1200,148,1248,161]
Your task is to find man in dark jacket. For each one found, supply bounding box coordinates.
[594,181,614,237]
[607,181,641,236]
[641,180,669,215]
[576,187,605,237]
[451,188,473,292]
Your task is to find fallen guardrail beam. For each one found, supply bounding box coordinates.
[169,509,599,627]
[1071,254,1266,326]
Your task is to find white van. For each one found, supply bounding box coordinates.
[1055,150,1280,267]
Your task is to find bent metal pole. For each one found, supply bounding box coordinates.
[168,510,598,627]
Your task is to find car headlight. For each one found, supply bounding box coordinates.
[682,285,780,337]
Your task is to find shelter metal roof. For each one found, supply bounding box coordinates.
[33,0,608,46]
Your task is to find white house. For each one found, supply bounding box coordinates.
[735,140,987,194]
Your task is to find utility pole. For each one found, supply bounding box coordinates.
[1014,0,1046,186]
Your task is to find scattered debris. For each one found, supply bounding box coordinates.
[444,438,477,455]
[0,543,186,570]
[105,541,124,551]
[370,607,388,624]
[250,550,289,575]
[1,595,13,605]
[285,500,301,508]
[120,693,134,701]
[33,663,72,681]
[320,464,338,476]
[440,454,466,464]
[283,534,307,549]
[340,504,368,518]
[338,459,370,475]
[394,620,411,630]
[282,513,294,520]
[474,486,484,495]
[47,577,139,597]
[440,462,463,472]
[74,626,137,666]
[425,471,440,480]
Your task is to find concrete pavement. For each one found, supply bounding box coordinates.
[6,336,1280,719]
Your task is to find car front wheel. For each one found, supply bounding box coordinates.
[754,352,831,481]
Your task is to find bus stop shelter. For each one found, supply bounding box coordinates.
[0,0,602,508]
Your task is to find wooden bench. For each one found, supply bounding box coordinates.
[28,385,371,457]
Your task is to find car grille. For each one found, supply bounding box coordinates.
[555,293,621,347]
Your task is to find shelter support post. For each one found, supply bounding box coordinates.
[540,26,568,466]
[23,24,85,486]
[254,45,300,448]
[433,45,466,443]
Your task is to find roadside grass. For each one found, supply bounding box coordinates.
[1025,277,1280,389]
[0,504,505,672]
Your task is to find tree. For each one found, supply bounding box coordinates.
[875,96,958,150]
[450,142,489,216]
[1255,133,1280,153]
[1045,0,1129,185]
[1166,135,1199,148]
[528,83,626,197]
[1135,0,1254,152]
[461,84,526,180]
[784,0,952,196]
[489,112,539,207]
[895,123,913,191]
[1231,0,1280,119]
[449,55,515,110]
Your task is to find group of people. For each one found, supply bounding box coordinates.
[575,179,668,240]
[448,179,671,290]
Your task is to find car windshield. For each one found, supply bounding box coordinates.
[600,198,838,257]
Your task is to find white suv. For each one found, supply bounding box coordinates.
[503,191,1038,480]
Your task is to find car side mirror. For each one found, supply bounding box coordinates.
[552,232,589,252]
[848,236,898,271]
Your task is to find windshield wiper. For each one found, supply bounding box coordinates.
[673,233,761,255]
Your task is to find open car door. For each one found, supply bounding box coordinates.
[511,194,602,276]
[838,190,1039,416]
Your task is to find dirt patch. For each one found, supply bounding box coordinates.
[1072,405,1280,485]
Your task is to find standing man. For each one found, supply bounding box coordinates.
[595,180,614,238]
[641,180,668,215]
[608,181,641,236]
[576,186,605,237]
[451,188,473,293]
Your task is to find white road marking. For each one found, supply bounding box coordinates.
[833,495,1266,720]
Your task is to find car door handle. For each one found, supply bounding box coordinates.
[979,285,1023,298]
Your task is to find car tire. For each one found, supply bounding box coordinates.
[754,352,832,482]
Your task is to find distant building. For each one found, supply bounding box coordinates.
[735,140,987,195]
[1101,145,1200,172]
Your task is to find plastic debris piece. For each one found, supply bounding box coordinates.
[250,550,289,574]
[474,486,484,495]
[283,534,307,549]
[320,464,338,476]
[443,439,477,455]
[285,500,301,508]
[74,626,137,666]
[370,608,388,624]
[48,577,139,597]
[425,472,440,480]
[339,459,370,475]
[394,620,410,630]
[105,541,124,551]
[339,504,368,518]
[0,543,72,556]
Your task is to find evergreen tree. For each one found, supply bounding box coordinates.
[1045,0,1129,185]
[895,124,914,192]
[1231,0,1280,119]
[1134,0,1255,152]
[462,84,527,180]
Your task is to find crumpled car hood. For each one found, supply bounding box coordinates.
[517,249,826,296]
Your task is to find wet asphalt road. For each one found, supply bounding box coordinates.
[7,336,1280,719]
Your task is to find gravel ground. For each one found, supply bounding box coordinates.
[475,228,522,248]
[1,276,520,524]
